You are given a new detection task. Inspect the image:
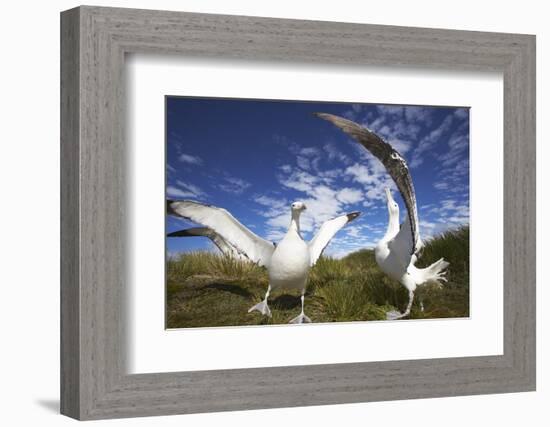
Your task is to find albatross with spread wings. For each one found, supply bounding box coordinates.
[315,113,449,319]
[167,199,360,323]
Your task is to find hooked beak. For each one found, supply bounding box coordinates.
[302,204,307,211]
[384,187,392,200]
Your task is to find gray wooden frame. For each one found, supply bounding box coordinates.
[60,5,536,420]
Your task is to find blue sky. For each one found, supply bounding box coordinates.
[166,97,470,258]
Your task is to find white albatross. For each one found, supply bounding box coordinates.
[378,188,449,319]
[315,113,449,319]
[167,199,360,323]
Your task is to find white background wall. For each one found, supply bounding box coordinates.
[0,0,546,425]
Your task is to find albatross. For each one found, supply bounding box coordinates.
[167,199,360,323]
[315,113,449,319]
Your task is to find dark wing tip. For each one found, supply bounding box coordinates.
[167,229,190,237]
[314,112,347,126]
[347,211,361,222]
[313,112,333,119]
[168,227,211,238]
[166,199,175,215]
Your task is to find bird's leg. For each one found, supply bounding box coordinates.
[248,284,272,317]
[403,290,414,316]
[386,290,415,320]
[289,290,312,324]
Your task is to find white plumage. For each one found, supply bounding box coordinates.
[316,113,450,320]
[377,189,449,319]
[167,199,360,323]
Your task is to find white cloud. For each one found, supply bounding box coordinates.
[404,106,434,126]
[296,156,310,170]
[425,198,470,232]
[260,164,366,244]
[344,162,396,203]
[454,108,469,119]
[176,180,207,197]
[218,175,251,195]
[167,180,207,199]
[336,188,363,204]
[323,143,350,164]
[178,153,203,165]
[254,195,288,209]
[279,169,318,193]
[376,105,404,116]
[166,186,196,198]
[438,133,469,167]
[433,181,450,190]
[279,164,292,173]
[345,163,378,186]
[410,114,455,168]
[299,147,320,157]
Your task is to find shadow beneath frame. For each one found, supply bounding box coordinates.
[35,399,59,413]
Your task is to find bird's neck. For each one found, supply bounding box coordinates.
[383,211,400,241]
[289,212,302,236]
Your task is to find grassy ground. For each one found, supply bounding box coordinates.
[166,226,470,328]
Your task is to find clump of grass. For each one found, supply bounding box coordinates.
[308,256,351,291]
[207,254,266,282]
[167,251,211,282]
[415,226,470,318]
[166,226,470,328]
[314,273,390,321]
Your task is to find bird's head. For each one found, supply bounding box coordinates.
[291,201,307,214]
[385,188,399,216]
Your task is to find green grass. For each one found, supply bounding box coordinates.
[166,226,470,328]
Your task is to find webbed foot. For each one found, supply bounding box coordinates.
[289,313,311,324]
[248,300,272,317]
[386,310,409,320]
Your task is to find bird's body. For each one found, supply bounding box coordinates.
[268,226,310,291]
[376,190,449,319]
[168,199,359,323]
[375,244,416,290]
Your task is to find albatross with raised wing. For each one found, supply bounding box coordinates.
[315,113,449,319]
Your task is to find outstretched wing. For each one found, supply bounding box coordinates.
[167,227,249,260]
[308,212,360,266]
[167,200,275,267]
[315,112,420,255]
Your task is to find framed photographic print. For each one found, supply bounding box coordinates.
[61,6,536,420]
[164,97,470,330]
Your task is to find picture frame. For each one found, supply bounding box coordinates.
[60,5,536,420]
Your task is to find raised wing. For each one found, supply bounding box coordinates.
[315,112,420,255]
[167,227,249,261]
[167,200,275,267]
[308,212,360,266]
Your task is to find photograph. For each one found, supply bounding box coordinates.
[165,97,470,329]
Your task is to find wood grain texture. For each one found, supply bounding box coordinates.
[60,7,80,419]
[60,6,536,420]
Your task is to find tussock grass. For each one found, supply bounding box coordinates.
[166,226,470,328]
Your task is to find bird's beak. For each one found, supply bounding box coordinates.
[384,187,392,200]
[302,204,307,211]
